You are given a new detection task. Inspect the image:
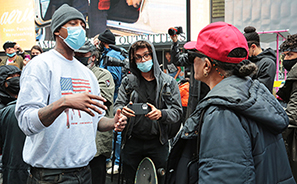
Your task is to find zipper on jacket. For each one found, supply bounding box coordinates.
[158,82,168,145]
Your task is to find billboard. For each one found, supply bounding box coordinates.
[0,0,36,51]
[35,0,188,45]
[1,0,213,51]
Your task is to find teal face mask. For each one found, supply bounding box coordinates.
[137,59,153,73]
[6,52,16,57]
[59,26,86,50]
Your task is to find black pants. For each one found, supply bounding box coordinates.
[122,137,169,184]
[89,155,107,184]
[27,165,91,184]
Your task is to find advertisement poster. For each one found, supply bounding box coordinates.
[0,0,35,51]
[35,0,187,44]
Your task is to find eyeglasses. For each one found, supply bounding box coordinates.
[187,51,210,63]
[134,52,151,62]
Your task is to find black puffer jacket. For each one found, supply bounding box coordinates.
[0,65,21,109]
[249,48,276,92]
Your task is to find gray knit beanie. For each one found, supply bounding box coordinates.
[50,4,86,37]
[98,29,115,44]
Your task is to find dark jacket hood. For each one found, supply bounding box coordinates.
[0,65,20,108]
[181,76,288,138]
[128,39,162,79]
[249,48,276,63]
[277,62,297,102]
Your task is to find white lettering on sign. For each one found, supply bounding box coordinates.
[116,33,187,45]
[0,2,34,25]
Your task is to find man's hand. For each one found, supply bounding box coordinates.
[14,43,23,53]
[126,0,142,8]
[121,101,135,118]
[93,38,99,47]
[64,90,107,117]
[145,103,162,120]
[114,109,127,132]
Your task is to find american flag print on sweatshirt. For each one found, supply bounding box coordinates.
[60,77,91,95]
[60,77,91,128]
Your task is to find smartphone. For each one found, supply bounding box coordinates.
[127,103,151,115]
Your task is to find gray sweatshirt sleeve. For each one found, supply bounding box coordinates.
[16,73,47,136]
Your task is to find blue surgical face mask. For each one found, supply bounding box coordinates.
[59,26,86,50]
[6,52,16,57]
[137,59,153,73]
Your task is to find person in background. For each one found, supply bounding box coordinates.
[97,29,124,101]
[23,45,44,67]
[166,22,294,184]
[243,26,276,93]
[178,78,189,125]
[0,64,21,109]
[115,40,182,184]
[15,4,126,184]
[0,65,29,184]
[163,51,181,80]
[30,45,43,59]
[74,40,115,184]
[277,33,297,182]
[170,35,210,120]
[95,29,125,175]
[0,41,26,70]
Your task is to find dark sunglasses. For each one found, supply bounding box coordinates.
[187,51,211,63]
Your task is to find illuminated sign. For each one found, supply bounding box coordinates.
[0,0,35,51]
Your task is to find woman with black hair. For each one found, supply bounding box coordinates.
[243,26,277,92]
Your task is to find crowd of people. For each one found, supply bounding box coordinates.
[1,3,297,184]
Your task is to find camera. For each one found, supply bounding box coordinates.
[168,26,183,36]
[103,56,130,71]
[100,45,130,76]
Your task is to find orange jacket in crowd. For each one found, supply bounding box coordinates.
[179,82,189,107]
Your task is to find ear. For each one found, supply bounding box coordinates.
[91,55,96,61]
[251,43,257,49]
[204,58,212,73]
[54,31,59,37]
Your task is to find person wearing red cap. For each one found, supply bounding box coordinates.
[166,22,294,184]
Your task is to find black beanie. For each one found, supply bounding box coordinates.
[50,4,86,38]
[98,29,115,44]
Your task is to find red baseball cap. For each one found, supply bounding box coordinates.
[184,22,248,64]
